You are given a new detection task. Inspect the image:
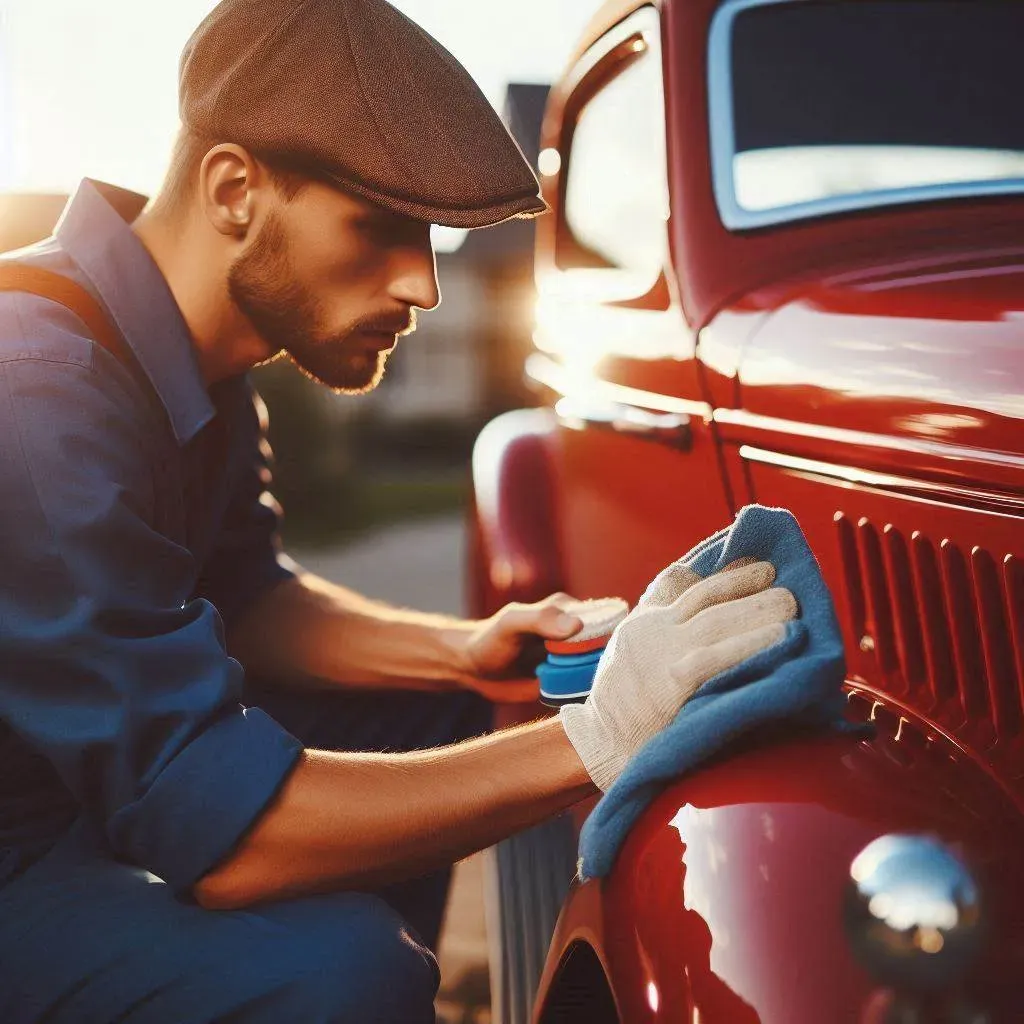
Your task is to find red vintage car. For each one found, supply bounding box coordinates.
[470,0,1024,1020]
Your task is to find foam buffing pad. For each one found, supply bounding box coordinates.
[538,598,628,707]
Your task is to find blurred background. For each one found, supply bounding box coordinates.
[1,1,604,1020]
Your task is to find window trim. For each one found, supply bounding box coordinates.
[555,5,670,283]
[708,0,1024,231]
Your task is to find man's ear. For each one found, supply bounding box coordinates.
[199,144,265,239]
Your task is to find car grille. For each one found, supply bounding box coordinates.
[834,511,1024,779]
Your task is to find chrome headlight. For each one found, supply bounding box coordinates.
[844,834,983,993]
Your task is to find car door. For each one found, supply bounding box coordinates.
[530,4,731,605]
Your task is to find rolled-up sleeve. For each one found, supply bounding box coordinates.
[0,353,302,894]
[195,379,296,630]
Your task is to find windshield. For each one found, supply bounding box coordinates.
[709,0,1024,228]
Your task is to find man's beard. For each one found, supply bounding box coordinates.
[227,213,405,394]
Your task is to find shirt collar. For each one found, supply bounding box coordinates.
[55,178,215,445]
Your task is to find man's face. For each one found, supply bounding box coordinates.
[227,179,439,393]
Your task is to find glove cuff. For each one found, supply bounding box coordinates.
[559,702,626,792]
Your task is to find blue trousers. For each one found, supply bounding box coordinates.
[0,684,492,1023]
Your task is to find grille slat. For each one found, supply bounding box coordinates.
[857,517,898,673]
[939,539,986,724]
[910,530,956,706]
[834,511,866,641]
[971,546,1020,738]
[882,524,927,691]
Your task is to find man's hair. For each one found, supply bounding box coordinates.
[153,128,312,216]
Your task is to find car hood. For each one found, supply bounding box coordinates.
[735,245,1024,464]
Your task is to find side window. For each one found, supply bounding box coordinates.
[559,9,669,290]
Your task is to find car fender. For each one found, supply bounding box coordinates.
[469,408,564,615]
[535,691,1024,1023]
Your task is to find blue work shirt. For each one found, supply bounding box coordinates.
[0,179,303,895]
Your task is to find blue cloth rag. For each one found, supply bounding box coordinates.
[577,504,852,880]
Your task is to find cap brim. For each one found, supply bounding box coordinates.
[322,169,550,228]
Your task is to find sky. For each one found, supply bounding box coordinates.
[0,0,601,196]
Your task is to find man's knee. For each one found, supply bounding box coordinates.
[260,892,439,1023]
[0,841,438,1024]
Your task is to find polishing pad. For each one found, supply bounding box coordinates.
[538,597,628,706]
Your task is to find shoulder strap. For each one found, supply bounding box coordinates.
[0,263,169,428]
[0,263,137,370]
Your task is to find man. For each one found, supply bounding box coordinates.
[0,1,795,1020]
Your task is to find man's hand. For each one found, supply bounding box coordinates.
[457,593,584,702]
[561,562,797,789]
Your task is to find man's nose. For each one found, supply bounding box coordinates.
[389,243,441,312]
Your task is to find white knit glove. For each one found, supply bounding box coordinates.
[560,561,797,790]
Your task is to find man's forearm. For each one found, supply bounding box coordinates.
[194,715,594,909]
[226,572,477,691]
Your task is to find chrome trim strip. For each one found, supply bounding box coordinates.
[707,0,1024,231]
[715,407,1024,473]
[561,1,647,90]
[858,262,1024,291]
[740,445,1024,511]
[525,353,712,420]
[563,6,656,95]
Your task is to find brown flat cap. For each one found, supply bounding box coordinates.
[178,0,548,228]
